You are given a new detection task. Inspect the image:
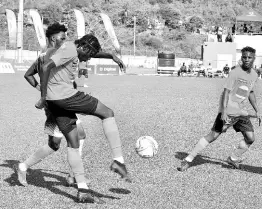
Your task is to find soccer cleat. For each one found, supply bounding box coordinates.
[177,159,192,172]
[110,160,132,183]
[227,156,242,169]
[77,189,105,204]
[14,163,28,186]
[66,175,92,187]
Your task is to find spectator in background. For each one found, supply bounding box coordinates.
[232,24,236,34]
[206,63,212,76]
[188,62,194,73]
[248,25,254,34]
[179,63,187,76]
[223,64,230,78]
[225,32,233,42]
[243,24,248,33]
[217,26,223,42]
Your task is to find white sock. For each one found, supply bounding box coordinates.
[113,156,124,164]
[77,182,89,189]
[19,163,27,171]
[185,137,209,162]
[79,139,85,157]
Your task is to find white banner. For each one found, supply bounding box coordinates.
[29,9,46,50]
[74,9,85,39]
[100,13,121,53]
[5,9,17,48]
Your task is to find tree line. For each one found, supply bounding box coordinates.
[0,0,261,58]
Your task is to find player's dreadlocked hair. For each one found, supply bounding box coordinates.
[46,22,67,39]
[241,46,256,54]
[74,34,101,56]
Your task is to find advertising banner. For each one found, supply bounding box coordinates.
[5,9,17,48]
[74,9,85,39]
[29,9,47,50]
[100,13,121,53]
[96,64,120,75]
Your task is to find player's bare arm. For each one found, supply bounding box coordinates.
[221,88,230,122]
[93,51,126,71]
[35,59,56,109]
[248,91,261,119]
[24,60,40,91]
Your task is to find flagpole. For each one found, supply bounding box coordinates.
[17,0,24,63]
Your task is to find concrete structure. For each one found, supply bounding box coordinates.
[204,34,262,70]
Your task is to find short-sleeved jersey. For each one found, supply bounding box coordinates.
[31,48,57,77]
[47,41,79,100]
[218,66,258,116]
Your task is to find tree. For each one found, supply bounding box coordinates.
[185,16,204,32]
[158,4,181,29]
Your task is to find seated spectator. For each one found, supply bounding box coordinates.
[179,63,187,76]
[188,62,194,73]
[225,32,233,42]
[206,63,212,77]
[243,24,248,33]
[232,24,236,34]
[223,64,230,78]
[248,25,254,34]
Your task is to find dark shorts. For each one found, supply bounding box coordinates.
[211,113,254,133]
[47,91,98,134]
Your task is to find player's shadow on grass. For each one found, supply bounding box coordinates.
[109,188,131,194]
[175,152,262,174]
[0,160,119,202]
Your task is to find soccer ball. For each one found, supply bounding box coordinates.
[135,136,158,158]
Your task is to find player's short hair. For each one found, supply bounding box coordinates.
[241,46,256,54]
[46,22,67,39]
[74,34,101,57]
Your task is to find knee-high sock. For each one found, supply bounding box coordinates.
[21,144,55,170]
[231,139,250,160]
[67,147,87,187]
[102,117,124,163]
[69,139,85,178]
[185,137,209,162]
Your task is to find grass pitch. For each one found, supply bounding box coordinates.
[1,72,262,209]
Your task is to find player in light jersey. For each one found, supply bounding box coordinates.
[178,46,261,172]
[18,24,127,194]
[17,23,88,187]
[35,34,130,203]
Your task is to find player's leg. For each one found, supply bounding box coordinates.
[62,123,103,203]
[178,113,227,172]
[227,117,255,169]
[76,118,86,156]
[67,118,88,186]
[15,135,62,186]
[91,100,131,182]
[48,92,131,182]
[15,112,63,186]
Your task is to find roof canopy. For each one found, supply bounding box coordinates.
[236,10,262,22]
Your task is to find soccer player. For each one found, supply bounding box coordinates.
[178,46,261,172]
[35,35,130,203]
[18,23,127,192]
[18,23,88,187]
